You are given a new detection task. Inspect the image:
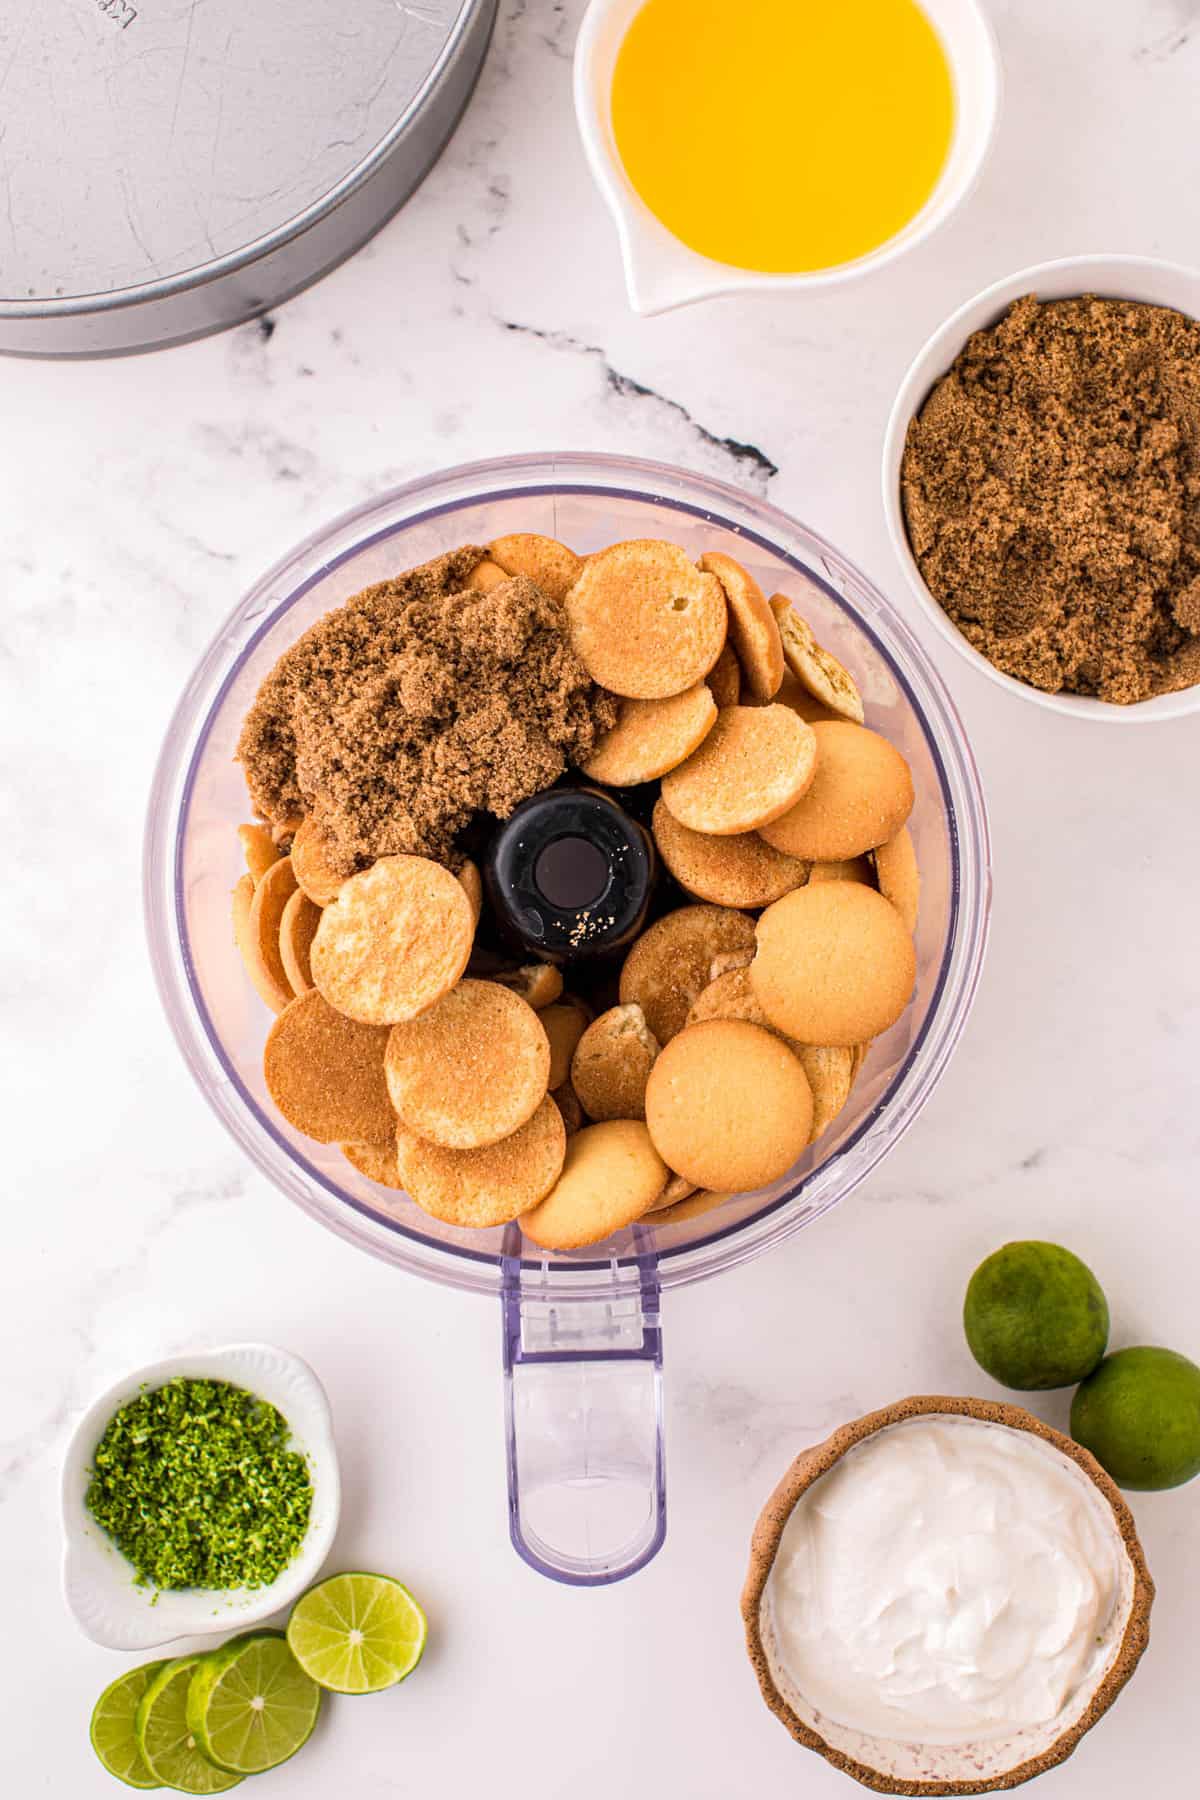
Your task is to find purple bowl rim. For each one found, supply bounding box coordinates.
[164,464,983,1280]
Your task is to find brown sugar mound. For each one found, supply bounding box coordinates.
[237,551,618,871]
[901,295,1200,704]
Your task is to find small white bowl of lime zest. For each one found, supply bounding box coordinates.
[61,1342,340,1651]
[573,0,1002,315]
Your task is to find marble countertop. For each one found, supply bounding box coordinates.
[3,0,1198,1792]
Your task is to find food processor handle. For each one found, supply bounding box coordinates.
[500,1241,666,1585]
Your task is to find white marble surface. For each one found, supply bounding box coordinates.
[3,0,1199,1792]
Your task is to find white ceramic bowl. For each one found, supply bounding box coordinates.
[574,0,1001,315]
[882,253,1200,723]
[62,1343,340,1651]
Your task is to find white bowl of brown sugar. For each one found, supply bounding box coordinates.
[882,254,1200,722]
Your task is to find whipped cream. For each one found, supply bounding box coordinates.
[767,1416,1122,1745]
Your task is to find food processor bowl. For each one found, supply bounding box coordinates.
[145,453,990,1586]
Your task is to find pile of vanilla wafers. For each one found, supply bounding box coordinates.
[230,534,921,1250]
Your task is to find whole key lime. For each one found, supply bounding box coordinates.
[963,1240,1109,1390]
[1071,1346,1200,1490]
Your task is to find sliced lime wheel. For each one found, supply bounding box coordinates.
[91,1662,166,1788]
[287,1572,427,1694]
[185,1631,321,1774]
[135,1658,243,1793]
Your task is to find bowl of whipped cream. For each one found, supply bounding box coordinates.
[741,1395,1153,1793]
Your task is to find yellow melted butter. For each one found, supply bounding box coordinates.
[611,0,955,274]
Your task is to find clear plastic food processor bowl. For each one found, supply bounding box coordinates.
[145,454,991,1587]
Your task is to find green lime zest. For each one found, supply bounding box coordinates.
[86,1378,312,1591]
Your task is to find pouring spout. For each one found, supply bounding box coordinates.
[617,211,732,316]
[574,0,739,315]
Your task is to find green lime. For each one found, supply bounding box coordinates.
[963,1240,1109,1389]
[287,1572,427,1694]
[1071,1345,1200,1491]
[135,1658,243,1793]
[185,1631,321,1774]
[90,1662,166,1788]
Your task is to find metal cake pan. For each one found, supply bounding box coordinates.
[0,0,497,358]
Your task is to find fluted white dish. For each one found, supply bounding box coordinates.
[61,1341,340,1651]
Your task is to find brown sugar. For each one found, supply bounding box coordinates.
[238,552,618,872]
[901,295,1200,703]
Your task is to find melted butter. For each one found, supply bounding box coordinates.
[611,0,955,274]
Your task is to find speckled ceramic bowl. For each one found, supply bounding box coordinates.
[742,1395,1153,1794]
[61,1342,340,1651]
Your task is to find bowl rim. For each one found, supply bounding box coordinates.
[144,451,991,1299]
[741,1393,1154,1795]
[61,1341,340,1650]
[881,251,1200,722]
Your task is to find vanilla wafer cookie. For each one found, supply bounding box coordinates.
[385,979,550,1149]
[489,962,563,1010]
[458,858,483,924]
[759,721,913,862]
[279,887,322,997]
[341,1139,405,1189]
[240,856,299,1013]
[707,641,742,708]
[660,705,816,835]
[520,1120,668,1250]
[619,904,756,1044]
[583,684,717,786]
[311,854,474,1026]
[291,816,348,905]
[769,594,864,723]
[873,824,920,933]
[571,1003,660,1122]
[540,1003,589,1092]
[238,822,280,886]
[489,533,583,603]
[752,881,916,1046]
[699,552,784,700]
[652,797,808,908]
[398,1096,566,1228]
[644,1020,812,1191]
[264,989,395,1144]
[566,539,727,699]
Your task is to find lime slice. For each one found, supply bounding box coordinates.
[91,1662,166,1788]
[287,1573,427,1694]
[135,1658,243,1793]
[185,1631,321,1774]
